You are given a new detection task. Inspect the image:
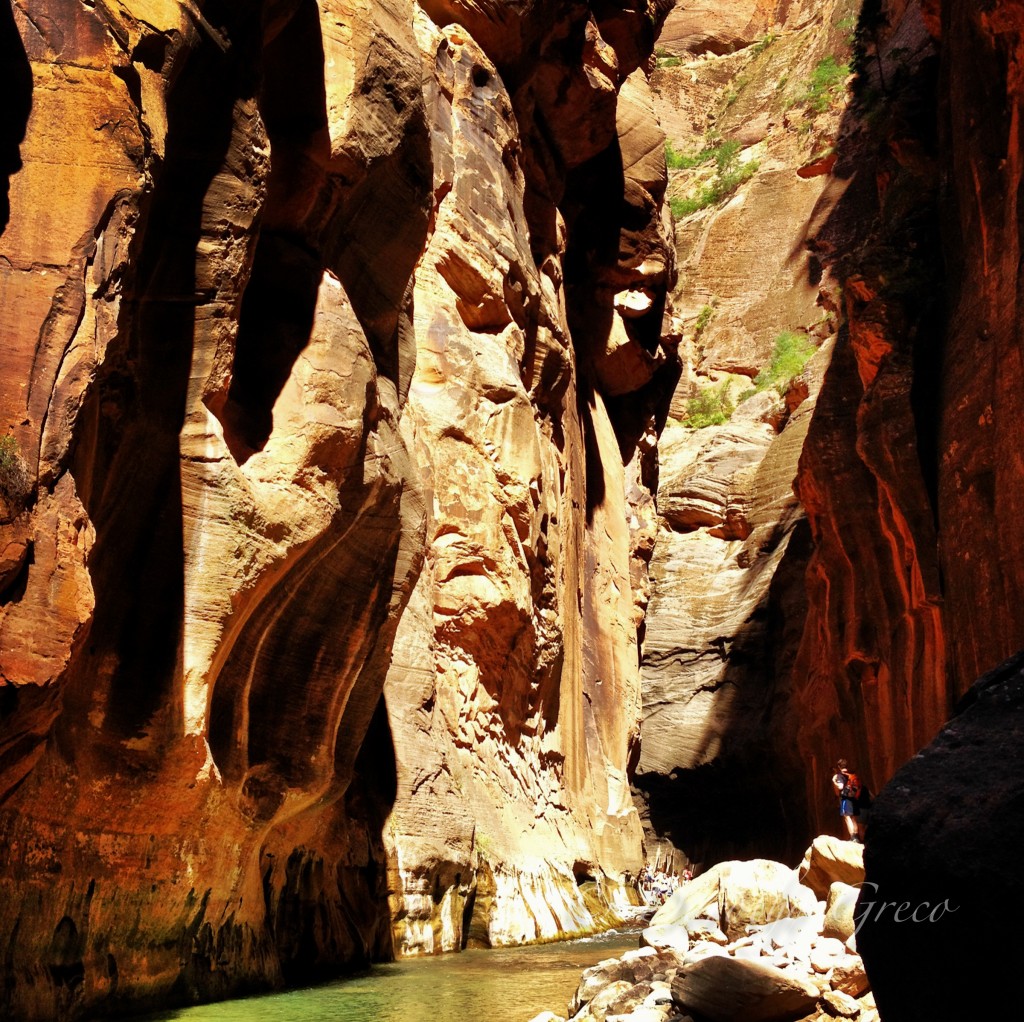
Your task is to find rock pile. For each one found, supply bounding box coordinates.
[531,838,877,1022]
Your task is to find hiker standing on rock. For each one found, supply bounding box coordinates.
[832,758,863,842]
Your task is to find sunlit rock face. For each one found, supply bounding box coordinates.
[0,1,431,1017]
[0,0,675,1016]
[383,3,677,955]
[632,0,859,867]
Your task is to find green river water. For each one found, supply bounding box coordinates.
[133,930,640,1022]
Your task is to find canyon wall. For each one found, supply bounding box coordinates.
[635,0,1024,868]
[0,0,675,1017]
[4,0,1024,1015]
[786,0,1024,834]
[632,0,859,867]
[381,3,677,955]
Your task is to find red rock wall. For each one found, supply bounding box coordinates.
[791,0,1024,831]
[936,0,1024,691]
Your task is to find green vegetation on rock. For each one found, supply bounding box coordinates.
[797,55,850,113]
[749,330,816,396]
[685,379,735,429]
[669,149,759,218]
[666,137,759,218]
[655,46,682,69]
[693,303,716,340]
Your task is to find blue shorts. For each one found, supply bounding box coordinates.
[840,798,859,816]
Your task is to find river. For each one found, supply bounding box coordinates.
[133,930,641,1022]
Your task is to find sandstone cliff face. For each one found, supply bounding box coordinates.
[0,0,675,1017]
[383,5,676,955]
[635,0,1024,898]
[632,0,859,867]
[784,0,949,834]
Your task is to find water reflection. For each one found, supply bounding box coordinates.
[137,931,640,1022]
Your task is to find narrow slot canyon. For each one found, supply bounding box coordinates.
[1,2,1022,1021]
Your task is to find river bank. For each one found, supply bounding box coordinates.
[530,838,877,1022]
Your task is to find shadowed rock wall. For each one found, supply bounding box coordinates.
[636,0,1024,872]
[858,650,1024,1019]
[787,0,1024,831]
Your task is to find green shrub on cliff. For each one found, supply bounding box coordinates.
[655,46,682,69]
[670,157,759,217]
[693,302,716,340]
[752,330,815,394]
[685,379,735,429]
[798,55,850,113]
[0,434,27,506]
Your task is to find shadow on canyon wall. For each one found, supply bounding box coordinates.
[789,4,948,829]
[64,0,430,787]
[0,0,32,238]
[634,518,815,869]
[2,0,429,1007]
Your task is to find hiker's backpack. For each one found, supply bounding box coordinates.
[840,771,862,800]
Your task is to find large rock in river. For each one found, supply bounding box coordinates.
[671,954,820,1022]
[651,859,817,941]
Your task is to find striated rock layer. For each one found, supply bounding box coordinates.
[0,0,676,1017]
[639,0,1024,872]
[776,0,1024,840]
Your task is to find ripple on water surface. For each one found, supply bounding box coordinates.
[134,930,641,1022]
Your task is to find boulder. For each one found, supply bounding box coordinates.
[579,981,636,1022]
[570,949,686,1015]
[820,989,861,1018]
[681,943,729,966]
[758,915,823,953]
[858,652,1024,1019]
[606,981,655,1015]
[798,836,865,900]
[652,860,817,942]
[684,917,729,944]
[641,924,690,952]
[650,868,721,927]
[830,955,869,998]
[822,882,859,942]
[671,955,820,1022]
[808,937,845,975]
